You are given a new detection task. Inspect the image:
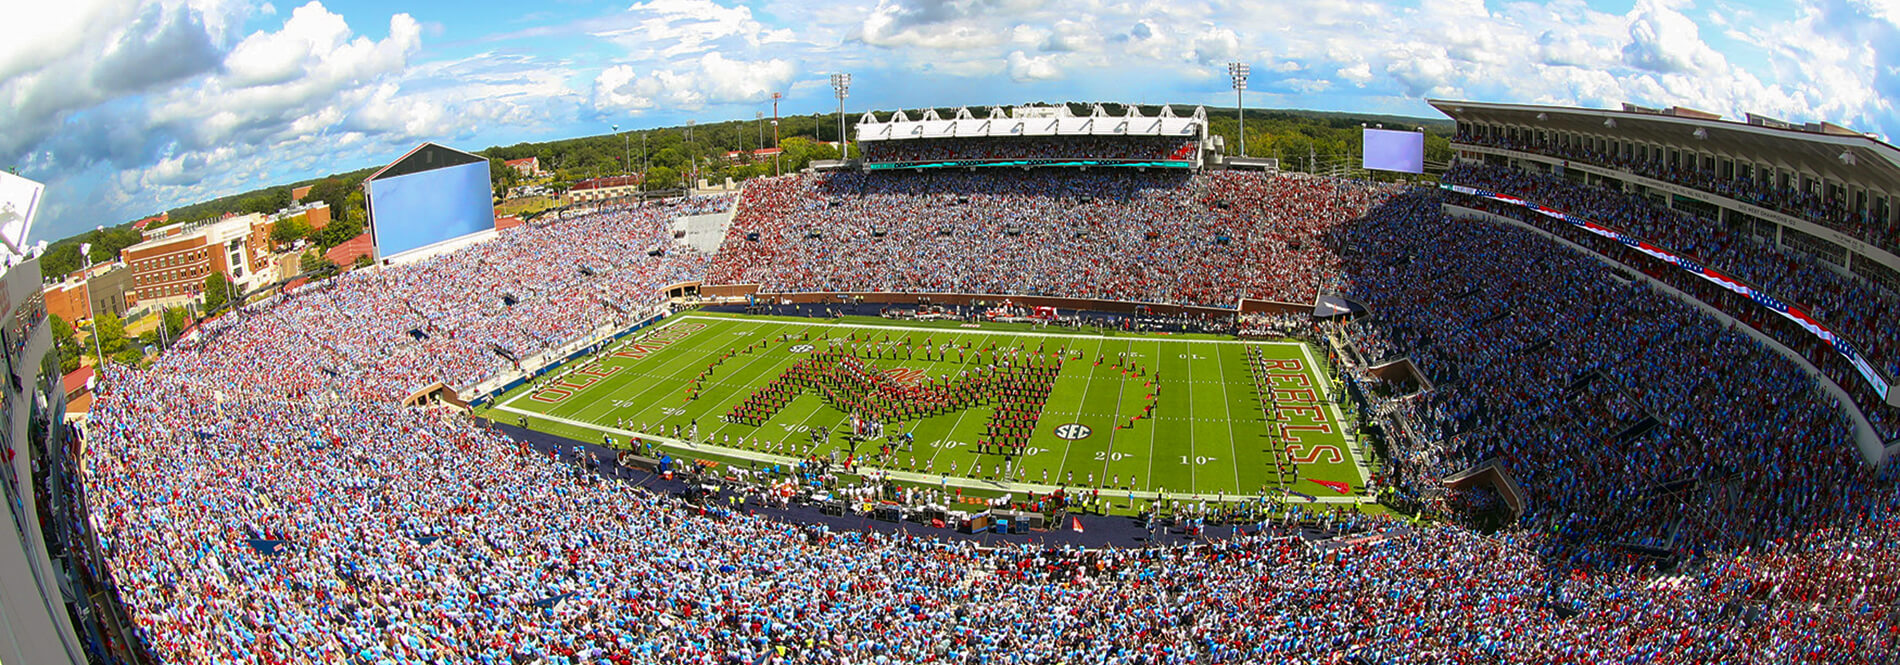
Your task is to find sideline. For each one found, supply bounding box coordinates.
[491,402,1369,506]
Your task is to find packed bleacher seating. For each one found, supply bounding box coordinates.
[157,196,730,402]
[1441,163,1900,437]
[1340,193,1882,550]
[81,364,1900,663]
[861,135,1198,164]
[709,170,1400,306]
[67,165,1900,662]
[1452,132,1900,253]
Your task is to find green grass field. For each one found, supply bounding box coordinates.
[480,312,1368,506]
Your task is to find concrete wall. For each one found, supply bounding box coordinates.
[699,283,1312,317]
[0,258,86,665]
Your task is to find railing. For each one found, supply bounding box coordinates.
[1449,138,1900,257]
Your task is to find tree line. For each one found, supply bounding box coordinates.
[38,103,1450,282]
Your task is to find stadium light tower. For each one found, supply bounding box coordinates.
[772,91,784,176]
[1228,62,1250,157]
[613,124,630,179]
[831,73,851,159]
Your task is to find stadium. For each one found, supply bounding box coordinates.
[3,49,1900,665]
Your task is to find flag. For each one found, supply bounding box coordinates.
[1070,517,1084,533]
[1309,479,1352,494]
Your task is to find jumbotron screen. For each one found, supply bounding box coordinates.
[1361,128,1425,174]
[367,160,495,259]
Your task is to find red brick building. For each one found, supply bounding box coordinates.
[120,213,276,307]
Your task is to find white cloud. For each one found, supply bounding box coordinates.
[13,0,1900,244]
[1622,0,1727,74]
[594,0,791,58]
[593,53,794,113]
[148,2,422,150]
[1006,50,1062,82]
[1338,62,1373,87]
[348,82,446,136]
[859,0,1030,50]
[0,1,230,161]
[4,0,506,242]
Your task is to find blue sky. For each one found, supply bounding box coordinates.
[5,0,1897,244]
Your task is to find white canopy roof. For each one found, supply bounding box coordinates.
[855,104,1206,143]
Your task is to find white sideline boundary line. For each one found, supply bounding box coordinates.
[671,314,1308,347]
[499,315,710,411]
[491,313,1369,505]
[490,402,1367,505]
[1301,342,1369,486]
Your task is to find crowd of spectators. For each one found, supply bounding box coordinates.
[67,168,1900,662]
[1442,163,1900,437]
[1339,192,1884,553]
[860,136,1198,164]
[156,197,731,402]
[81,363,1900,663]
[710,170,1400,307]
[1451,131,1900,253]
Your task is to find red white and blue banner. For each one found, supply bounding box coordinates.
[1442,183,1892,401]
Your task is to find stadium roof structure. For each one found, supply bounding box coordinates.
[365,142,488,182]
[1429,100,1900,192]
[854,104,1206,143]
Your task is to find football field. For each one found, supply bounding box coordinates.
[482,312,1367,505]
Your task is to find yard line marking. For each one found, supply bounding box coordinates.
[565,317,788,435]
[487,404,1371,505]
[1214,343,1243,492]
[1097,340,1133,487]
[697,322,819,442]
[1181,341,1197,493]
[575,319,771,426]
[1051,336,1103,485]
[919,331,988,476]
[1142,339,1160,493]
[501,314,727,412]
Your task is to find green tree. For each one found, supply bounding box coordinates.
[489,157,521,199]
[645,166,680,190]
[316,216,364,249]
[270,216,310,247]
[653,148,685,170]
[301,249,337,278]
[307,178,346,210]
[92,310,127,363]
[204,273,229,310]
[50,313,74,347]
[49,314,81,373]
[344,189,366,220]
[112,348,145,366]
[39,243,83,281]
[161,307,187,344]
